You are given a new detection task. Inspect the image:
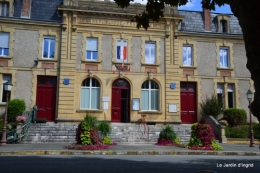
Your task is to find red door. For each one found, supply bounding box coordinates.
[36,76,57,121]
[111,79,130,122]
[180,82,197,124]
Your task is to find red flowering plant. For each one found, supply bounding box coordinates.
[186,123,223,150]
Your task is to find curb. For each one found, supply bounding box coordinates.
[1,150,260,156]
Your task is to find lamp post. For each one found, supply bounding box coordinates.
[0,80,13,146]
[246,89,254,147]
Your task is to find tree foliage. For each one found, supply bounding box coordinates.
[114,0,228,30]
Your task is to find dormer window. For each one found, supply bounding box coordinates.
[216,15,230,33]
[220,20,227,33]
[0,2,9,16]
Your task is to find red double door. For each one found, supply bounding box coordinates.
[111,79,130,123]
[36,76,57,122]
[180,82,197,124]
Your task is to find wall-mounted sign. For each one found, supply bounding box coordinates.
[169,104,177,113]
[103,102,109,110]
[102,96,110,102]
[170,83,176,89]
[132,98,140,111]
[63,78,70,85]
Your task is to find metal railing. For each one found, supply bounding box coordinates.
[0,107,35,144]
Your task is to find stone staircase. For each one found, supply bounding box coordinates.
[24,123,191,143]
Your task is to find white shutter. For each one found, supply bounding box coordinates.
[0,33,10,48]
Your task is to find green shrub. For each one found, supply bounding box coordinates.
[98,121,112,138]
[225,123,260,139]
[159,125,177,140]
[7,99,26,122]
[223,108,247,127]
[102,136,113,145]
[200,95,223,118]
[83,114,98,128]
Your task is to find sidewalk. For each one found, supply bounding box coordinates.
[0,143,260,156]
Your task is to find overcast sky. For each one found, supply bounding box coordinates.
[109,0,232,14]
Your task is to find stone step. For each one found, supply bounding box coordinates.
[24,123,191,143]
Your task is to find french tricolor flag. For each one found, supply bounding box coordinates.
[117,46,127,60]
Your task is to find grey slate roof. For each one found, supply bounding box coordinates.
[13,0,62,22]
[178,10,242,34]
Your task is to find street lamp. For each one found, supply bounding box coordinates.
[246,89,254,147]
[0,80,13,146]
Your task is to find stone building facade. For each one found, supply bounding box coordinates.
[0,0,256,123]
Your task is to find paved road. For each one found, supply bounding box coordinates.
[0,155,259,173]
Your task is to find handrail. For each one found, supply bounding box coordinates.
[0,107,34,144]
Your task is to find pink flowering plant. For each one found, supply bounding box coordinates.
[186,123,223,150]
[16,115,26,123]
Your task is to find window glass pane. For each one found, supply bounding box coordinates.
[81,88,90,109]
[150,81,158,89]
[82,78,90,86]
[183,46,192,66]
[92,51,98,60]
[142,81,149,89]
[145,43,156,64]
[87,38,98,51]
[43,39,49,58]
[217,83,224,93]
[91,88,100,109]
[181,83,186,90]
[38,77,46,85]
[141,90,149,110]
[3,48,8,56]
[220,48,228,68]
[151,90,158,110]
[91,78,100,87]
[86,51,91,60]
[188,83,195,91]
[228,92,234,108]
[50,39,55,58]
[48,78,56,86]
[0,32,10,48]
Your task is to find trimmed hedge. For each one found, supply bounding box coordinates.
[223,108,247,127]
[7,99,26,122]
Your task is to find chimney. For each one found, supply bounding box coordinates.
[21,0,32,18]
[203,8,211,31]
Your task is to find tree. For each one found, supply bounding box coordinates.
[114,0,260,122]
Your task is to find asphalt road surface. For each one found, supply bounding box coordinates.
[0,155,259,173]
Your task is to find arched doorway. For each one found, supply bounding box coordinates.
[111,79,130,123]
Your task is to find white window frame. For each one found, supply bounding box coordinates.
[0,2,9,16]
[42,36,55,59]
[219,47,229,68]
[141,80,159,111]
[145,42,156,64]
[80,78,100,110]
[86,37,98,61]
[182,45,193,66]
[1,74,12,103]
[116,39,128,62]
[0,32,10,57]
